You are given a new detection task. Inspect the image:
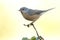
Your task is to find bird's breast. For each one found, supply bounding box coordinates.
[22,13,40,21]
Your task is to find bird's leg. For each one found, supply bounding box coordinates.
[30,22,33,25]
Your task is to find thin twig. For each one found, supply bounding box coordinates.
[30,23,40,40]
[24,23,44,40]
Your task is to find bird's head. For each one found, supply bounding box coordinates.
[19,7,28,13]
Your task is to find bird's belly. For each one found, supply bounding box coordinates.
[22,13,40,21]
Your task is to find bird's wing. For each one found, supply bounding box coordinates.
[34,10,45,14]
[29,8,55,15]
[27,9,36,16]
[29,10,45,15]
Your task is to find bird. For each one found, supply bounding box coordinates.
[19,7,54,27]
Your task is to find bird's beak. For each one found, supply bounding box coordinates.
[18,10,20,11]
[18,9,21,11]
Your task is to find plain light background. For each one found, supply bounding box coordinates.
[0,0,60,40]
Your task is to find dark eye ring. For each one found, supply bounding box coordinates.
[22,9,24,10]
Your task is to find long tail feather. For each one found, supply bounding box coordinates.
[45,8,55,12]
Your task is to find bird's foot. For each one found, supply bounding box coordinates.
[30,22,33,25]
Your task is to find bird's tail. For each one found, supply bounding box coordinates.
[44,8,55,12]
[39,8,55,16]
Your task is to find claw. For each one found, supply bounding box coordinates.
[30,23,33,25]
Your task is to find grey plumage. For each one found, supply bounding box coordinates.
[19,7,54,22]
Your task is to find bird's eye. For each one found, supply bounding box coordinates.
[22,9,24,10]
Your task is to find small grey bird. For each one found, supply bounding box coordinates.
[19,7,54,27]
